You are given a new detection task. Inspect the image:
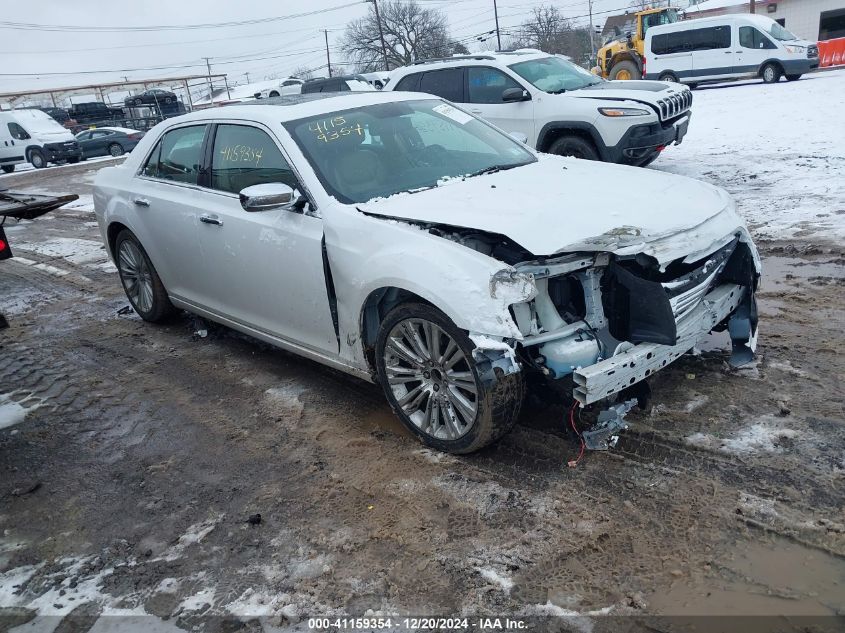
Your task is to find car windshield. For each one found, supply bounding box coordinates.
[768,21,799,41]
[509,55,601,93]
[284,99,536,204]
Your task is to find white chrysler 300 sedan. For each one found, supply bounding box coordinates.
[93,91,760,454]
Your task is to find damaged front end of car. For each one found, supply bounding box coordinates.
[469,233,759,447]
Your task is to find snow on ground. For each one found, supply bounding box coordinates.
[12,236,106,265]
[0,155,121,177]
[657,69,845,244]
[686,414,800,454]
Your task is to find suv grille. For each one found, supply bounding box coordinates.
[657,90,692,121]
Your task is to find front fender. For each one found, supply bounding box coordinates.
[322,204,536,366]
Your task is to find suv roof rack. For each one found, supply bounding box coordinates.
[411,54,496,66]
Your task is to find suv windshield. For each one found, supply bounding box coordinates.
[284,99,535,204]
[509,56,601,93]
[768,21,799,41]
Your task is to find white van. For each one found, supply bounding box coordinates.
[0,109,83,172]
[644,14,819,87]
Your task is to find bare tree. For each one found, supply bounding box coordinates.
[342,0,460,71]
[289,65,315,80]
[508,5,592,64]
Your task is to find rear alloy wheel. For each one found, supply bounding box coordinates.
[108,143,125,157]
[29,149,47,169]
[761,63,781,84]
[610,60,641,81]
[164,96,172,104]
[134,98,143,106]
[659,72,679,83]
[375,303,523,454]
[548,135,600,161]
[115,230,175,323]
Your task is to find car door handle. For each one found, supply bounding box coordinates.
[199,214,223,226]
[471,109,482,114]
[133,198,150,207]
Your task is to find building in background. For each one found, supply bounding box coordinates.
[684,0,845,41]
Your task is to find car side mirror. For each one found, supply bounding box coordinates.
[502,88,531,102]
[508,132,528,144]
[239,183,296,212]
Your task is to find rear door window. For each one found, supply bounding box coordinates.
[209,124,297,195]
[393,74,421,92]
[419,68,464,102]
[142,124,207,184]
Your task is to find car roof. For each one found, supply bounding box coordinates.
[178,91,434,123]
[395,49,549,74]
[649,13,776,35]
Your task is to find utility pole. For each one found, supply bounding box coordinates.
[244,72,250,84]
[493,0,502,51]
[749,0,755,13]
[588,0,596,63]
[324,29,333,77]
[369,0,390,71]
[203,57,214,102]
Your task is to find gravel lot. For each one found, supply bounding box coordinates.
[1,74,844,632]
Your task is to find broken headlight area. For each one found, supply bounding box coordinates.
[510,237,759,409]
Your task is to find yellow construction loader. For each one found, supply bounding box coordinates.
[594,6,680,80]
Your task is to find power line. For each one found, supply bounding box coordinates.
[0,2,363,32]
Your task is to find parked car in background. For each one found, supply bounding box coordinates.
[387,50,692,167]
[125,89,178,107]
[254,78,305,99]
[301,75,375,94]
[645,14,819,87]
[361,71,391,89]
[93,91,759,455]
[69,102,124,124]
[0,109,82,170]
[76,127,144,158]
[27,106,72,125]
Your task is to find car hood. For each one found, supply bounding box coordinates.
[358,155,752,267]
[34,130,76,143]
[568,80,688,108]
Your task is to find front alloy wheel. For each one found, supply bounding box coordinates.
[375,303,523,454]
[384,318,478,441]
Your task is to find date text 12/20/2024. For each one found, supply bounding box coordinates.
[308,618,528,630]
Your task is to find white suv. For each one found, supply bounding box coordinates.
[387,50,692,167]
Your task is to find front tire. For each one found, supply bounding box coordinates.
[761,62,781,84]
[548,135,600,161]
[114,230,175,323]
[375,303,523,454]
[610,60,641,81]
[785,74,802,81]
[28,149,47,169]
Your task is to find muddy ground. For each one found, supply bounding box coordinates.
[0,158,843,632]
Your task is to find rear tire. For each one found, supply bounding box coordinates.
[28,149,47,169]
[375,302,524,454]
[108,143,125,157]
[610,60,641,81]
[659,72,679,83]
[548,135,600,161]
[269,91,280,98]
[68,157,80,164]
[134,98,143,106]
[687,82,699,90]
[114,229,175,323]
[785,74,802,81]
[1,165,14,174]
[761,62,781,84]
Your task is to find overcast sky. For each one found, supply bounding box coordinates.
[1,0,635,99]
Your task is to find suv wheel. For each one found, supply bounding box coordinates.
[548,135,599,161]
[761,63,781,84]
[114,229,175,322]
[28,149,47,169]
[375,303,523,454]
